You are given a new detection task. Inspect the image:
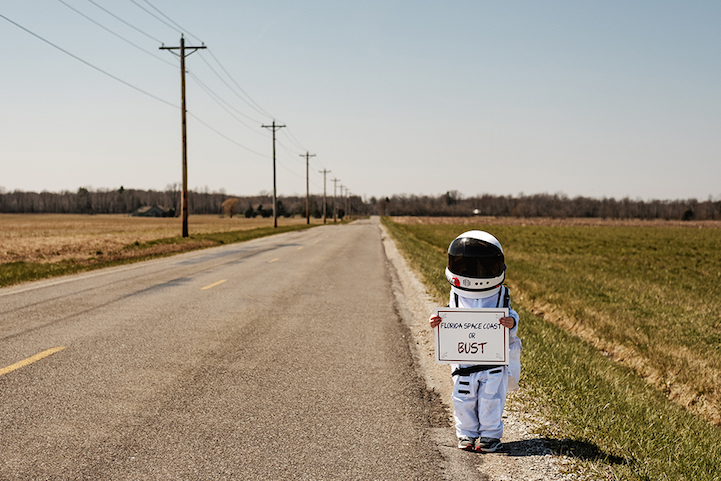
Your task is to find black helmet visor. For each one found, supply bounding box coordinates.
[448,238,505,278]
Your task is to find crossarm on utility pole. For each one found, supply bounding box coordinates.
[301,152,316,224]
[160,35,206,237]
[318,169,331,224]
[331,178,340,223]
[261,121,286,228]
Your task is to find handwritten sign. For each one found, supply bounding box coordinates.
[434,308,509,365]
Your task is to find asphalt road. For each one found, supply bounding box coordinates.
[0,218,454,480]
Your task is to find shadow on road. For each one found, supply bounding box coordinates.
[501,437,626,465]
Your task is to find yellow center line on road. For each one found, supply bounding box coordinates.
[201,279,227,290]
[0,346,67,377]
[268,258,280,263]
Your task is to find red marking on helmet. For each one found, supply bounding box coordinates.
[453,277,460,287]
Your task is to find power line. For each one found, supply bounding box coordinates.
[187,71,267,133]
[125,0,275,124]
[5,5,327,201]
[195,53,268,124]
[73,14,262,162]
[205,49,275,120]
[57,0,176,68]
[85,0,163,44]
[140,0,203,44]
[187,112,268,158]
[275,140,325,176]
[59,3,296,167]
[126,0,183,37]
[186,106,306,172]
[0,12,176,109]
[275,144,327,186]
[131,0,274,129]
[281,128,308,152]
[120,0,300,162]
[185,72,289,162]
[143,8,319,184]
[276,138,304,159]
[62,2,322,196]
[311,156,327,171]
[275,156,306,180]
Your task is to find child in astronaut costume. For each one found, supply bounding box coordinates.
[430,230,522,453]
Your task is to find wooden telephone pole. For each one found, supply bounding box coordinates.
[160,35,206,237]
[331,178,340,222]
[319,169,331,224]
[300,152,315,224]
[261,121,286,228]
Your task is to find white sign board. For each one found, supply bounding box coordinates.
[434,308,509,365]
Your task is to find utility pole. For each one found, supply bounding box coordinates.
[300,152,315,224]
[345,187,350,215]
[160,35,206,238]
[331,179,340,222]
[340,185,346,219]
[261,120,286,228]
[343,186,350,217]
[341,185,347,220]
[319,169,331,224]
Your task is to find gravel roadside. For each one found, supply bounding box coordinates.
[380,223,580,481]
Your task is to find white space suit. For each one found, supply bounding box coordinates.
[449,284,521,440]
[442,230,522,443]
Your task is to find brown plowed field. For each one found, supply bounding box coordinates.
[391,215,721,229]
[0,214,320,264]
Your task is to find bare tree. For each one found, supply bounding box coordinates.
[222,198,240,218]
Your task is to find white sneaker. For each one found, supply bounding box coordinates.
[457,436,477,451]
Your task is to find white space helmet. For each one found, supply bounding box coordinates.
[445,230,506,296]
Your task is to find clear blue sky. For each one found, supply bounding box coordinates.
[2,1,719,201]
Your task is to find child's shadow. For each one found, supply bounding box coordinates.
[502,437,626,465]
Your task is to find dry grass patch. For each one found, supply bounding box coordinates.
[383,217,721,480]
[0,214,321,264]
[385,217,721,425]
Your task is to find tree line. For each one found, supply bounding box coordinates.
[0,186,364,219]
[372,191,721,220]
[1,187,718,221]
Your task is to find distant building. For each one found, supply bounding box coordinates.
[130,205,169,217]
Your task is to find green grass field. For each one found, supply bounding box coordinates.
[383,217,721,480]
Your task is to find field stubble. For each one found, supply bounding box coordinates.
[0,214,320,265]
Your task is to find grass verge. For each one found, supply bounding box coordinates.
[383,217,721,480]
[0,224,316,288]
